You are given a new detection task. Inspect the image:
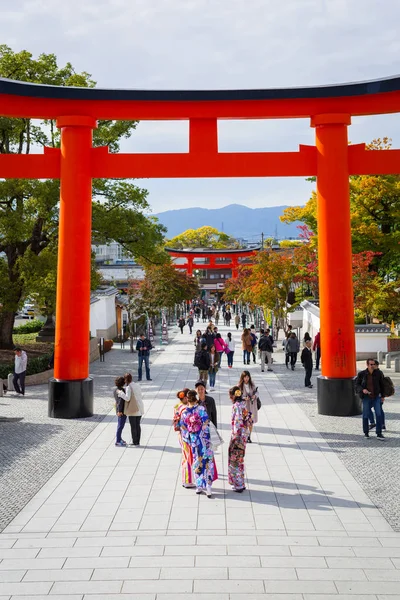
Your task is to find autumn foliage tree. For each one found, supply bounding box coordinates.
[168,226,239,249]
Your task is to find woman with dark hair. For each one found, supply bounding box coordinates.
[208,344,220,391]
[228,386,253,492]
[225,332,235,368]
[113,376,127,447]
[238,370,259,443]
[116,373,144,446]
[213,333,227,368]
[173,388,194,488]
[179,389,216,497]
[303,331,312,343]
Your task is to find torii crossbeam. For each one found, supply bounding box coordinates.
[1,76,399,418]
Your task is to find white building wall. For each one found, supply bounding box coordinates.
[90,294,117,340]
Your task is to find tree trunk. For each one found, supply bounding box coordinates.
[0,310,16,349]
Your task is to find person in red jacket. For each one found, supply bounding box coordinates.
[313,331,321,370]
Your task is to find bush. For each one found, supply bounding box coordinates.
[13,319,43,334]
[104,340,114,352]
[0,354,53,380]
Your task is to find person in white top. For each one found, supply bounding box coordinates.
[14,347,28,395]
[117,373,144,446]
[225,332,236,368]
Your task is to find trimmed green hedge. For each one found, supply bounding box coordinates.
[13,319,43,334]
[0,354,53,380]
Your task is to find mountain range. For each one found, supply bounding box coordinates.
[153,204,302,240]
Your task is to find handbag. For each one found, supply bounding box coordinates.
[257,397,262,411]
[209,422,224,448]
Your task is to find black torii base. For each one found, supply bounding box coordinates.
[48,378,94,419]
[317,376,361,416]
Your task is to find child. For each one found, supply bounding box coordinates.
[113,376,127,446]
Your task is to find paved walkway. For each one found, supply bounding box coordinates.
[1,324,400,599]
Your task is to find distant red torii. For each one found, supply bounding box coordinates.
[165,247,259,278]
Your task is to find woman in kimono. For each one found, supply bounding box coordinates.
[238,370,259,443]
[173,388,194,488]
[179,389,216,498]
[228,385,253,493]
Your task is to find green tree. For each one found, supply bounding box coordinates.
[168,226,238,249]
[0,45,166,348]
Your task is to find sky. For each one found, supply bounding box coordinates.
[1,0,400,214]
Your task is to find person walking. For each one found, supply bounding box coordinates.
[286,332,300,370]
[187,314,194,334]
[215,310,220,326]
[238,370,259,443]
[178,316,185,334]
[258,329,273,372]
[208,345,220,391]
[313,331,321,370]
[214,332,227,366]
[234,314,240,330]
[116,373,144,446]
[136,333,153,381]
[249,325,258,364]
[301,340,313,388]
[225,332,235,368]
[179,389,216,497]
[202,307,207,323]
[241,328,252,365]
[13,347,28,396]
[228,385,253,493]
[193,329,204,365]
[241,312,247,329]
[368,361,388,432]
[195,342,211,384]
[225,309,231,326]
[355,358,386,440]
[113,376,127,447]
[173,389,194,488]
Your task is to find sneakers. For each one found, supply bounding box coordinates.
[115,441,127,447]
[267,369,273,372]
[210,387,215,392]
[364,434,370,438]
[377,434,386,440]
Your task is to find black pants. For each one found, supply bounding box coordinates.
[129,416,142,445]
[305,366,312,387]
[13,371,26,395]
[315,347,321,369]
[289,352,297,367]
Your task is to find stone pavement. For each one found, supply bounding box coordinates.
[1,323,400,599]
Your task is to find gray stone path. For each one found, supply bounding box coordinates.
[0,324,400,599]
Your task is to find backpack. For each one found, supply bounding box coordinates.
[194,351,202,368]
[382,376,395,398]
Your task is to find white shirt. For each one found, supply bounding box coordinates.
[15,351,28,374]
[225,337,235,351]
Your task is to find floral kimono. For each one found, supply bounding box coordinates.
[228,400,253,490]
[173,402,194,486]
[180,403,216,489]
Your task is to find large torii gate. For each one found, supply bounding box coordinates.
[1,76,399,418]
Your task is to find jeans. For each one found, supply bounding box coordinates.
[304,365,312,387]
[209,371,216,387]
[129,415,142,445]
[260,351,272,371]
[13,371,26,395]
[218,351,224,366]
[138,355,150,380]
[369,400,385,428]
[315,346,321,369]
[227,351,234,367]
[362,395,382,436]
[116,414,127,443]
[243,350,250,363]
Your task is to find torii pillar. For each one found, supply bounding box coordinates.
[312,114,358,416]
[48,116,96,418]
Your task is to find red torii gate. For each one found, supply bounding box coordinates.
[1,76,399,418]
[165,247,258,278]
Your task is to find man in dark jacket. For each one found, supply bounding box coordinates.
[258,329,273,372]
[286,333,300,370]
[195,342,211,384]
[301,340,313,388]
[136,334,153,381]
[355,358,386,439]
[195,380,217,428]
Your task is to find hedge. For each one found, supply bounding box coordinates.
[0,354,53,380]
[13,319,43,334]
